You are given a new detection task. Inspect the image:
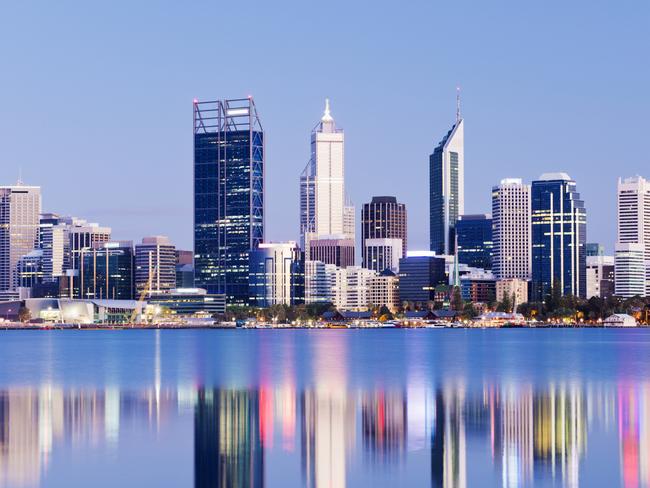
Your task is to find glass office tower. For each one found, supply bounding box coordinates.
[456,214,493,270]
[194,97,264,305]
[531,173,587,301]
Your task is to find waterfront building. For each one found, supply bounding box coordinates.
[39,213,71,283]
[249,242,304,307]
[367,270,400,313]
[68,220,112,272]
[617,176,650,295]
[460,270,496,303]
[79,241,134,300]
[586,243,605,257]
[194,97,264,304]
[398,252,446,303]
[148,288,226,316]
[332,266,376,311]
[363,238,402,274]
[495,279,529,307]
[492,178,531,280]
[308,237,354,268]
[0,184,41,291]
[300,100,354,255]
[134,236,176,296]
[361,196,407,267]
[304,260,336,304]
[530,173,587,301]
[430,98,464,255]
[586,255,615,299]
[456,214,492,270]
[615,243,645,298]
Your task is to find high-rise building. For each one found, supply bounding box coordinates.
[68,221,112,271]
[367,271,400,313]
[332,266,376,311]
[586,255,615,299]
[460,270,496,303]
[194,97,264,304]
[0,184,41,291]
[429,100,464,255]
[398,252,446,303]
[456,214,492,270]
[363,238,402,273]
[615,243,645,298]
[308,237,355,268]
[300,100,354,254]
[617,176,650,295]
[79,241,134,300]
[248,242,304,307]
[134,236,177,296]
[492,178,531,280]
[17,250,44,289]
[361,196,407,266]
[531,173,587,301]
[175,250,194,289]
[39,213,70,283]
[304,260,336,305]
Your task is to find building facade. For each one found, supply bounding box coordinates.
[363,238,402,274]
[430,112,464,255]
[460,271,496,303]
[134,236,177,296]
[617,176,650,296]
[79,241,134,300]
[398,253,446,303]
[0,184,41,291]
[615,243,645,298]
[248,242,304,307]
[367,271,400,313]
[456,214,492,270]
[361,196,407,267]
[495,279,529,308]
[308,237,355,268]
[332,266,376,311]
[586,255,615,299]
[304,260,336,304]
[530,173,587,301]
[492,178,531,280]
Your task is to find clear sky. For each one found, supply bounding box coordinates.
[0,0,648,252]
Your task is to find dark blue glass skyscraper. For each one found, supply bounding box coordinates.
[456,214,492,269]
[193,98,264,305]
[531,173,586,301]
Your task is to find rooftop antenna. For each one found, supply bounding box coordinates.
[456,86,461,123]
[17,167,23,186]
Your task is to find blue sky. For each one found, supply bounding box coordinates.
[0,0,648,252]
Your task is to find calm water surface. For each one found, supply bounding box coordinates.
[0,328,649,487]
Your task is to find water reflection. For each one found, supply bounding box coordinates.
[0,381,648,487]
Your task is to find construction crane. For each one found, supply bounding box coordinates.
[130,252,158,325]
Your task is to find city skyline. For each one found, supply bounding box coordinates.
[1,1,648,253]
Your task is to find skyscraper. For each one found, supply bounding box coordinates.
[429,97,464,255]
[615,243,645,298]
[248,241,304,307]
[361,196,407,267]
[194,97,264,304]
[0,184,41,291]
[531,173,587,301]
[492,178,531,280]
[79,241,134,300]
[456,214,492,270]
[300,99,354,255]
[617,176,650,296]
[134,236,177,296]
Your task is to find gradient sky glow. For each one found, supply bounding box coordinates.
[0,0,648,252]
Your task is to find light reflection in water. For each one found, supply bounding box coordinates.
[1,330,650,487]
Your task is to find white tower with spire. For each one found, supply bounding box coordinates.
[300,99,353,256]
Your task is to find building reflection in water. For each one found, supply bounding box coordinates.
[1,381,650,487]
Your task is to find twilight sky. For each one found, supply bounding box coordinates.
[0,0,648,252]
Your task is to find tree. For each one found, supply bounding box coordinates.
[496,293,512,313]
[462,302,478,319]
[18,305,31,323]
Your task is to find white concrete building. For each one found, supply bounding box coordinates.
[249,242,303,307]
[492,178,531,280]
[135,236,177,296]
[586,255,615,299]
[615,243,645,298]
[304,260,336,304]
[604,313,637,327]
[495,279,528,307]
[617,176,650,295]
[300,100,354,256]
[332,266,376,311]
[367,273,400,313]
[0,184,41,291]
[363,238,403,273]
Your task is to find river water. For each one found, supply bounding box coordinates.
[0,328,648,487]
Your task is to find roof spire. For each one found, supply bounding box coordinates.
[321,98,334,123]
[456,86,461,122]
[17,166,23,186]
